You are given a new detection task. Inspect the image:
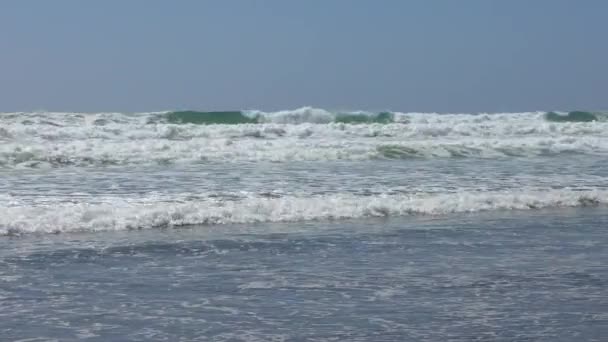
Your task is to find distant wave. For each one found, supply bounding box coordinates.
[163,108,395,125]
[166,111,258,124]
[1,189,605,235]
[163,109,605,125]
[544,111,599,123]
[1,108,605,126]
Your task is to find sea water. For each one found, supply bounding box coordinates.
[1,108,607,341]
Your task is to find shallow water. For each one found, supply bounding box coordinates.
[1,209,607,341]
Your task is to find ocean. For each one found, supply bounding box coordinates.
[1,107,607,341]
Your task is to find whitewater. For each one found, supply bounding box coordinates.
[1,108,607,168]
[1,107,608,235]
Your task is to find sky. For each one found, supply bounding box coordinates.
[1,0,607,113]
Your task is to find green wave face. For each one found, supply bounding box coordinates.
[545,111,598,122]
[166,111,258,124]
[164,110,395,125]
[335,112,394,124]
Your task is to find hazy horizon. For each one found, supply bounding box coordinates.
[2,0,607,113]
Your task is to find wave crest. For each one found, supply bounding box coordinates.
[161,107,396,125]
[1,189,605,235]
[545,111,600,123]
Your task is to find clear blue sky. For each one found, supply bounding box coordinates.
[1,0,606,112]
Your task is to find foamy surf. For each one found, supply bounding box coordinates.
[1,135,607,168]
[1,108,608,167]
[2,188,605,235]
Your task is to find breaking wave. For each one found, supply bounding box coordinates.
[1,108,608,168]
[160,109,606,125]
[1,189,606,236]
[544,111,600,123]
[1,136,607,167]
[163,108,395,124]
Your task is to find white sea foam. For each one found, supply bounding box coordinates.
[1,135,607,167]
[1,109,608,167]
[1,189,605,235]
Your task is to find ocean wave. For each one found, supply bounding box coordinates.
[1,135,607,167]
[2,108,608,167]
[1,189,605,236]
[155,109,607,125]
[2,109,607,141]
[161,108,396,124]
[545,111,600,123]
[2,108,605,126]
